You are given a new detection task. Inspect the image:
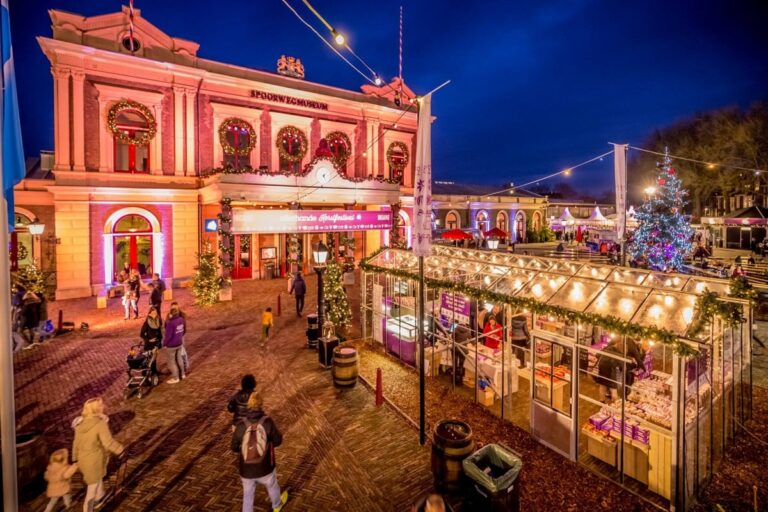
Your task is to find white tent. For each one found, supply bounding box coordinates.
[588,206,608,223]
[558,207,576,224]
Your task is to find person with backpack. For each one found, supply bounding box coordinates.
[228,374,257,428]
[231,393,288,512]
[289,272,307,317]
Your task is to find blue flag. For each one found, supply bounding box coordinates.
[1,0,25,232]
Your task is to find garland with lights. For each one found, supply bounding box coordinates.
[217,198,234,271]
[11,262,51,295]
[219,118,257,156]
[276,126,308,163]
[359,247,751,357]
[107,100,157,145]
[324,131,352,168]
[202,162,401,185]
[10,242,28,262]
[386,141,409,171]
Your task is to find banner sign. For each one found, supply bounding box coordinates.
[232,209,392,234]
[439,292,470,326]
[413,94,433,257]
[613,144,628,241]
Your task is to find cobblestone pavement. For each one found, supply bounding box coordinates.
[15,275,433,512]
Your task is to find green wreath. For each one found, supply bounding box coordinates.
[219,118,257,156]
[386,141,409,171]
[107,100,157,145]
[324,131,352,168]
[276,126,308,163]
[10,242,28,262]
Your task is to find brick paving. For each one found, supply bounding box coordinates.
[15,275,433,512]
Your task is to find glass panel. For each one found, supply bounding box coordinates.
[14,232,34,268]
[135,144,149,172]
[547,278,605,311]
[632,291,697,336]
[116,110,149,129]
[585,284,651,322]
[682,277,729,296]
[517,272,568,302]
[641,272,688,290]
[575,263,613,280]
[607,268,650,286]
[114,215,152,233]
[115,142,130,171]
[136,236,152,276]
[239,235,251,268]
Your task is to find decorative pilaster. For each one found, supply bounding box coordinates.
[184,88,197,175]
[310,118,321,156]
[173,86,185,176]
[52,68,71,171]
[355,120,367,178]
[260,109,271,168]
[71,71,86,171]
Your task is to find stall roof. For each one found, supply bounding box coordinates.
[365,246,734,337]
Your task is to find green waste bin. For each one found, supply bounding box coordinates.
[462,443,522,512]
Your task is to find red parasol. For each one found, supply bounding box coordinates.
[441,229,473,240]
[484,227,508,239]
[576,225,583,242]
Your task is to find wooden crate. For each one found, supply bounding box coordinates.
[582,427,617,467]
[476,387,494,406]
[623,440,649,485]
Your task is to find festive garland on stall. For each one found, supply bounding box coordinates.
[217,198,234,270]
[324,131,352,169]
[359,247,754,357]
[201,163,401,185]
[386,141,410,171]
[218,118,257,156]
[275,126,308,163]
[107,100,157,145]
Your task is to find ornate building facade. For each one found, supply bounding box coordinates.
[14,7,418,300]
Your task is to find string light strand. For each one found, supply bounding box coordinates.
[629,146,766,174]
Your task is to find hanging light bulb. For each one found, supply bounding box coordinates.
[374,75,383,86]
[332,29,345,46]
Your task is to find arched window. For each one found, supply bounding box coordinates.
[496,211,508,232]
[514,211,526,243]
[386,142,409,183]
[325,131,352,172]
[276,126,308,173]
[10,213,34,271]
[113,214,154,278]
[109,101,156,173]
[532,211,542,231]
[219,118,256,169]
[446,211,460,230]
[476,211,489,232]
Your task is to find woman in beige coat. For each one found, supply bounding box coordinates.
[72,397,124,512]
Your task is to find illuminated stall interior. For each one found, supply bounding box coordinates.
[361,246,752,510]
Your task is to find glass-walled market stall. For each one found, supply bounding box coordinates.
[360,246,752,510]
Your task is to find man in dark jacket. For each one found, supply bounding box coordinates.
[228,374,257,427]
[148,282,163,316]
[231,393,288,512]
[289,272,307,317]
[20,291,42,347]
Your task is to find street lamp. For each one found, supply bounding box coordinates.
[312,241,329,328]
[27,218,45,236]
[486,238,500,250]
[644,186,656,197]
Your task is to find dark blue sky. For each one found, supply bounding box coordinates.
[10,0,768,192]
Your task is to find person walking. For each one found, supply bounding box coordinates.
[228,374,257,427]
[289,272,306,317]
[170,301,189,373]
[43,448,78,512]
[164,306,186,384]
[140,307,163,377]
[71,397,125,512]
[19,291,42,348]
[262,307,274,342]
[151,273,166,314]
[148,282,163,316]
[510,314,530,367]
[123,270,141,320]
[231,393,288,512]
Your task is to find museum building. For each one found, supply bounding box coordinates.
[13,6,422,300]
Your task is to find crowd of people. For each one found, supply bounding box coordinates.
[10,286,52,351]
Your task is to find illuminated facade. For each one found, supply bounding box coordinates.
[15,6,418,300]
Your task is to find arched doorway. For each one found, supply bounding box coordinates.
[398,210,412,248]
[532,211,542,231]
[476,211,489,232]
[496,211,508,233]
[514,211,526,243]
[445,210,460,230]
[105,208,161,284]
[10,212,36,271]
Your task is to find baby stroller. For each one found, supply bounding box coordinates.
[124,342,159,399]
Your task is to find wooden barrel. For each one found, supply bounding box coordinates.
[431,419,474,492]
[15,431,48,492]
[332,347,358,387]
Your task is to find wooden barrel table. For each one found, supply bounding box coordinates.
[332,346,359,387]
[431,419,474,492]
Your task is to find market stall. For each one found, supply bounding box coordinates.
[361,245,751,510]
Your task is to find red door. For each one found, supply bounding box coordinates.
[233,234,252,279]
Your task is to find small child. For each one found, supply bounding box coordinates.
[43,448,78,512]
[261,307,274,341]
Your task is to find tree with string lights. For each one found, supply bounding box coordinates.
[323,259,352,333]
[628,149,694,271]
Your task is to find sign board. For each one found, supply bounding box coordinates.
[204,219,218,232]
[232,209,392,234]
[439,292,471,326]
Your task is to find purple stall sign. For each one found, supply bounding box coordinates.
[440,292,471,326]
[232,209,393,234]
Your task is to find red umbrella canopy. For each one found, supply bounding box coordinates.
[484,227,508,238]
[442,229,473,240]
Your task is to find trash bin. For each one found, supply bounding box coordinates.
[318,336,339,369]
[264,263,275,280]
[462,443,522,512]
[306,314,320,348]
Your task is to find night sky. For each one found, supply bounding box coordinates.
[10,0,768,192]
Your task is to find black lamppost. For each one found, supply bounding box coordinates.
[312,241,329,328]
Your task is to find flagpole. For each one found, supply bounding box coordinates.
[418,255,425,446]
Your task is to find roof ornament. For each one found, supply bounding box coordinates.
[277,55,305,79]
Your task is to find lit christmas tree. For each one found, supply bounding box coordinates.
[628,149,694,271]
[192,241,226,306]
[323,259,352,330]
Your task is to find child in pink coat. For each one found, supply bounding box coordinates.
[44,448,78,511]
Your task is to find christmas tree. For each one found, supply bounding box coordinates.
[628,149,694,271]
[192,241,225,306]
[323,259,352,330]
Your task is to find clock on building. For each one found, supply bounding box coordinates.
[315,165,333,185]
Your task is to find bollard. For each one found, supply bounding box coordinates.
[375,368,383,407]
[57,309,63,332]
[277,294,281,317]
